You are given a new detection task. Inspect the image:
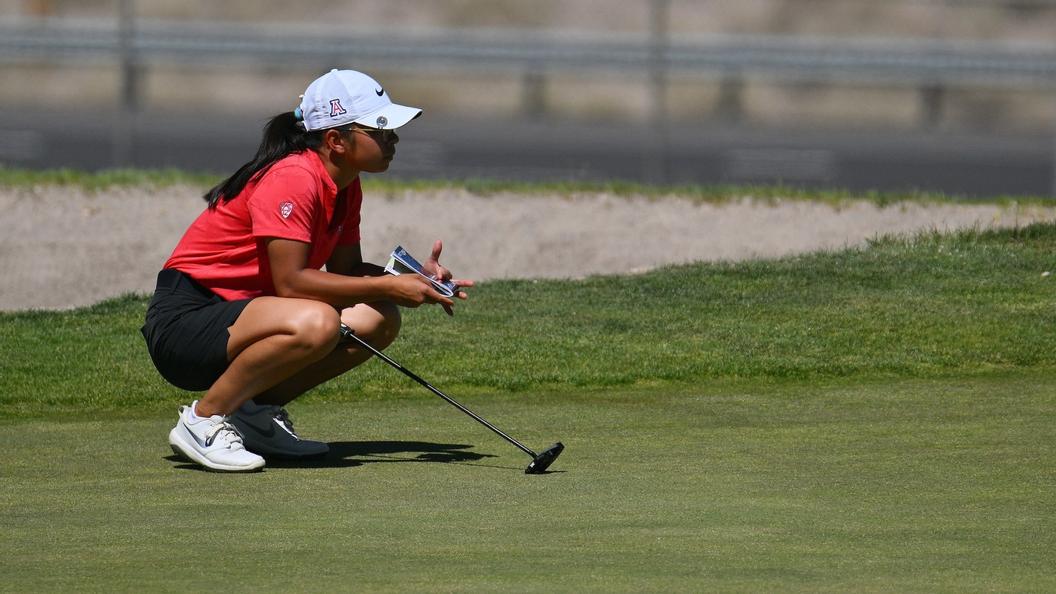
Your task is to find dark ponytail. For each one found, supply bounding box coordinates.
[204,111,324,207]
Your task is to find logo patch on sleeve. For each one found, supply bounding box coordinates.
[280,201,294,219]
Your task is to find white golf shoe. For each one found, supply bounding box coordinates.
[230,400,329,459]
[168,401,265,472]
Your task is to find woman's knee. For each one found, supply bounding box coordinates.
[341,301,401,349]
[288,301,341,353]
[373,301,402,347]
[228,297,341,360]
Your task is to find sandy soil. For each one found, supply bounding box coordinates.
[1,185,1052,311]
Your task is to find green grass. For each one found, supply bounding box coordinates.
[1,376,1053,592]
[2,165,1052,205]
[2,223,1055,419]
[1,221,1055,590]
[0,167,221,191]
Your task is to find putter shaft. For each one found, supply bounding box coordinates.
[340,325,538,458]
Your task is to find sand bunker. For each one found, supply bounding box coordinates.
[1,185,1052,311]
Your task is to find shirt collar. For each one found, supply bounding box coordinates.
[305,150,341,224]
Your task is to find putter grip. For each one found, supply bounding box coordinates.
[339,323,356,342]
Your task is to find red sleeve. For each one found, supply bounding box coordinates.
[337,177,363,246]
[247,164,320,243]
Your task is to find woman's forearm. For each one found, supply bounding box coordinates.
[274,268,393,307]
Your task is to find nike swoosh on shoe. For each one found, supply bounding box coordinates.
[186,425,211,449]
[240,420,277,439]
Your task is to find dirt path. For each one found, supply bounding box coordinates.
[1,186,1052,311]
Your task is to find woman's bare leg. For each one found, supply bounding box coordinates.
[253,301,402,406]
[193,297,342,417]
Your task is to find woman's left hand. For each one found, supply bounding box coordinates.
[422,239,474,315]
[422,239,453,283]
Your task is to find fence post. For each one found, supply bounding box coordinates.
[521,68,547,119]
[646,0,670,185]
[112,0,139,167]
[919,84,945,128]
[716,73,745,121]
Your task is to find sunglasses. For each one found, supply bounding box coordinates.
[341,125,396,143]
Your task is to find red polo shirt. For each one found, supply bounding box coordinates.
[165,150,362,301]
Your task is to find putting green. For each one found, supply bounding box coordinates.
[2,373,1053,592]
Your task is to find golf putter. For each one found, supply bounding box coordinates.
[339,324,563,474]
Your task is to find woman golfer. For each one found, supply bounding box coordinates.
[142,69,472,472]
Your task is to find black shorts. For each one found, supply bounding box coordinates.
[141,269,252,391]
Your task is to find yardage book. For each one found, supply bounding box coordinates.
[384,246,459,298]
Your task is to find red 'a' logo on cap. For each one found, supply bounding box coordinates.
[329,99,347,117]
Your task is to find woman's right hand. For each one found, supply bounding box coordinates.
[385,274,456,311]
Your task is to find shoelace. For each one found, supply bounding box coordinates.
[205,417,245,448]
[272,405,297,435]
[266,406,298,437]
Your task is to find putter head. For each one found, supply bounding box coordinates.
[524,442,564,474]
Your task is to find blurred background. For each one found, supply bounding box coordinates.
[0,0,1054,196]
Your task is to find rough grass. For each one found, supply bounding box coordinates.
[1,223,1054,419]
[1,166,1050,206]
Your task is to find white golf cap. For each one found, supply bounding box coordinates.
[296,69,422,131]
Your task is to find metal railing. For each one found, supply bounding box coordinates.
[1,7,1053,187]
[2,17,1055,87]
